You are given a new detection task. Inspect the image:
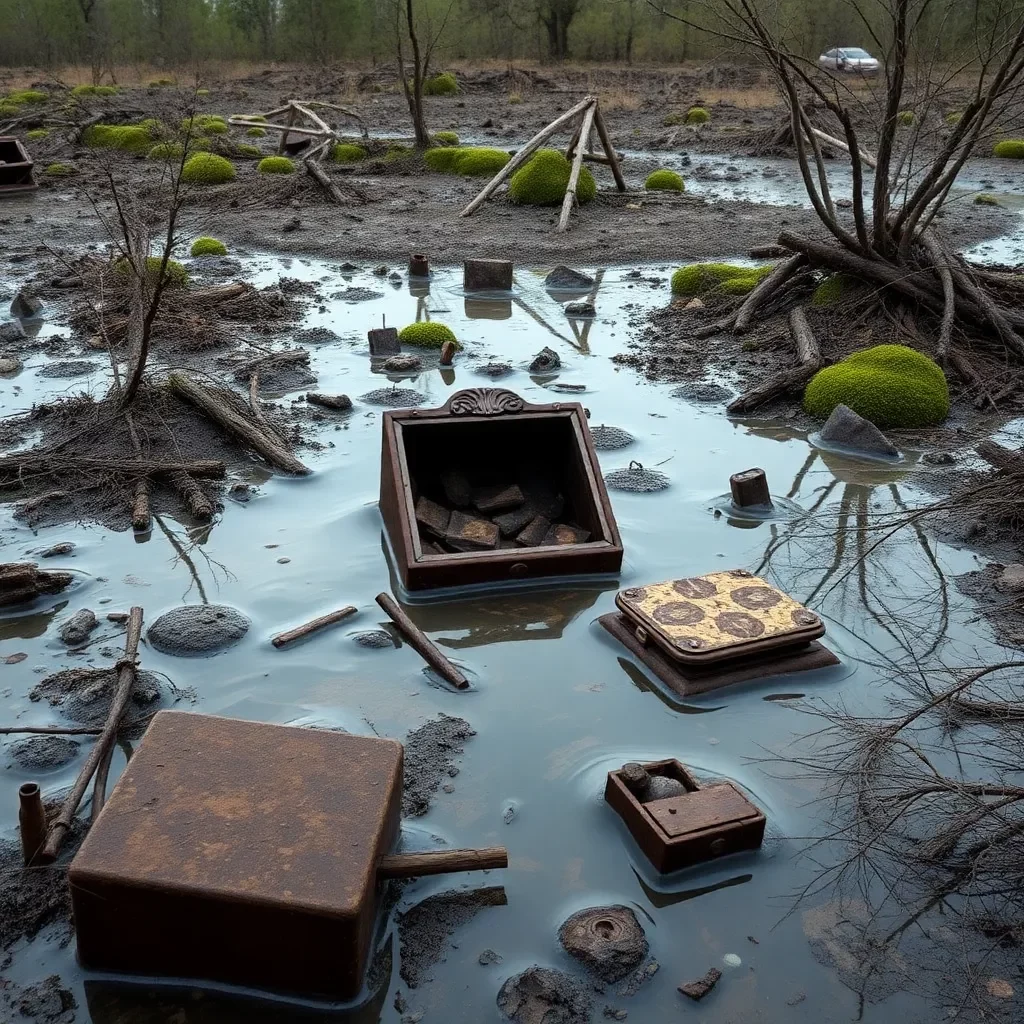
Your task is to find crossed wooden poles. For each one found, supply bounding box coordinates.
[229,100,367,163]
[461,95,626,232]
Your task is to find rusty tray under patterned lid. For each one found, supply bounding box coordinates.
[614,569,825,666]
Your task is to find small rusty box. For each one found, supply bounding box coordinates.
[605,758,765,873]
[379,387,623,590]
[0,137,37,194]
[69,711,403,1000]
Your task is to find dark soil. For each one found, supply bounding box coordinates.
[4,735,80,771]
[402,714,475,817]
[28,666,187,726]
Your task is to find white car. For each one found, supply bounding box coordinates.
[818,47,881,75]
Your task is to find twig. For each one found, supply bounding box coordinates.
[271,606,358,648]
[375,592,469,689]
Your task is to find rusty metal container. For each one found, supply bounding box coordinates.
[69,711,403,1000]
[379,387,623,590]
[0,137,37,194]
[605,758,766,873]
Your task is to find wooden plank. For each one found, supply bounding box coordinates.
[557,101,596,233]
[645,785,760,838]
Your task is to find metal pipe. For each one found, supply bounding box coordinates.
[19,782,46,866]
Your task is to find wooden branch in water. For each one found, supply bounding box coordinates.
[377,847,508,879]
[806,127,877,168]
[39,606,144,862]
[131,478,151,532]
[0,715,156,736]
[375,591,469,689]
[167,372,310,475]
[976,438,1024,474]
[271,606,358,648]
[165,470,214,521]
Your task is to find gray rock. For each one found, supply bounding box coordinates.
[646,774,688,800]
[40,542,74,558]
[29,666,168,726]
[529,346,561,373]
[605,463,670,493]
[672,382,733,403]
[479,948,503,966]
[0,355,23,374]
[559,906,648,983]
[384,354,422,372]
[818,403,899,459]
[923,451,955,465]
[294,326,340,345]
[7,736,80,771]
[565,301,596,317]
[38,360,98,378]
[590,425,634,450]
[59,609,98,646]
[13,975,77,1024]
[228,483,252,502]
[353,630,396,648]
[477,362,513,378]
[11,289,43,319]
[0,320,26,343]
[360,387,424,407]
[332,287,384,303]
[497,966,592,1024]
[996,563,1024,594]
[147,604,250,656]
[281,216,301,233]
[545,266,594,290]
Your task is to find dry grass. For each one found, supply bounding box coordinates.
[598,87,643,111]
[700,85,781,108]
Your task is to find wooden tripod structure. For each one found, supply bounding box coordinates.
[460,95,626,232]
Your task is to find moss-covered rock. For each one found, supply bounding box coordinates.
[671,262,772,297]
[975,193,1001,206]
[455,146,510,176]
[398,322,460,349]
[994,139,1024,159]
[686,106,710,125]
[0,101,21,117]
[26,128,49,141]
[82,123,157,154]
[246,126,266,138]
[423,72,458,96]
[508,92,523,105]
[115,256,189,288]
[235,143,262,158]
[384,143,414,162]
[896,110,915,126]
[71,84,119,97]
[7,89,48,105]
[44,163,77,176]
[811,273,860,306]
[509,149,596,206]
[181,152,236,184]
[663,112,684,126]
[332,142,367,163]
[945,111,962,126]
[147,141,185,161]
[190,236,227,257]
[424,146,461,172]
[433,130,459,146]
[182,114,228,136]
[645,168,684,192]
[257,155,295,174]
[804,344,949,428]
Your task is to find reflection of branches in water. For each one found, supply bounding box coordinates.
[153,514,235,603]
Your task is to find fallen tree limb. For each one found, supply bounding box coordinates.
[38,606,144,863]
[167,372,311,475]
[165,470,214,521]
[0,455,226,484]
[976,439,1024,474]
[376,591,469,690]
[272,605,358,648]
[131,479,151,531]
[734,254,807,333]
[192,282,249,304]
[727,306,822,414]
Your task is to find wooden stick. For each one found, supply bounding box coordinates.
[167,372,311,475]
[377,846,508,879]
[192,282,248,303]
[460,95,596,217]
[807,127,877,168]
[131,478,150,531]
[375,592,469,689]
[39,606,144,863]
[0,456,226,481]
[305,153,351,207]
[272,606,357,648]
[90,741,115,824]
[0,714,157,736]
[291,101,334,135]
[733,254,806,333]
[593,102,626,192]
[976,438,1024,474]
[165,470,214,521]
[557,101,597,233]
[278,102,298,155]
[564,120,583,161]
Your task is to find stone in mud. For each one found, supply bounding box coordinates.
[147,603,250,656]
[559,905,649,983]
[40,542,75,558]
[923,451,955,465]
[281,216,301,233]
[545,266,594,290]
[11,288,44,319]
[384,354,422,372]
[294,326,339,345]
[403,714,475,817]
[332,286,384,302]
[0,320,26,344]
[479,949,503,966]
[604,463,670,493]
[353,630,397,648]
[565,301,596,317]
[497,966,592,1024]
[228,482,252,502]
[464,258,513,291]
[529,346,561,373]
[818,403,899,459]
[477,362,513,378]
[0,354,22,374]
[59,608,98,646]
[590,425,634,451]
[29,667,168,726]
[620,762,687,802]
[12,975,77,1024]
[996,563,1024,594]
[678,967,722,1001]
[671,382,733,403]
[38,360,98,378]
[306,392,352,411]
[7,736,80,771]
[360,387,425,407]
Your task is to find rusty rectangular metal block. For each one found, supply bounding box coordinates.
[0,137,37,194]
[543,523,590,546]
[379,388,623,590]
[415,495,450,539]
[605,758,765,874]
[446,510,499,551]
[367,326,400,356]
[464,258,513,292]
[69,711,403,1000]
[473,483,524,515]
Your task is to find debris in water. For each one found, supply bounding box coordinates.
[590,425,634,450]
[678,967,722,1001]
[604,461,669,493]
[558,905,649,982]
[497,966,592,1024]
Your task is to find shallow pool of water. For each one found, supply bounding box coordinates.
[0,256,1006,1022]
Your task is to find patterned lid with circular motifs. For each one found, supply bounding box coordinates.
[614,570,825,665]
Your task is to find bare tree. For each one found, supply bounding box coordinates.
[394,0,456,148]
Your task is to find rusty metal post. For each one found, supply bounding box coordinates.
[730,468,772,508]
[439,340,456,366]
[19,782,46,866]
[409,253,429,277]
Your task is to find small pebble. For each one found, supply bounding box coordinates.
[277,557,291,564]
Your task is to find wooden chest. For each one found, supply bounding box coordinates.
[0,137,37,194]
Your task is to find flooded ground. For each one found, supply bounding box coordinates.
[1,205,1022,1019]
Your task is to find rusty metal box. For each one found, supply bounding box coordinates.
[379,387,623,590]
[0,137,37,194]
[605,758,765,873]
[69,711,403,1000]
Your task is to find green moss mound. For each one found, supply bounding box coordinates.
[235,143,261,157]
[424,146,461,172]
[384,144,414,163]
[423,72,458,96]
[897,110,915,126]
[945,111,962,126]
[433,130,459,146]
[147,141,184,160]
[26,129,49,141]
[686,106,710,125]
[455,146,510,176]
[190,236,227,257]
[197,88,210,96]
[509,149,596,206]
[82,123,157,154]
[71,84,118,97]
[115,256,189,288]
[811,273,860,306]
[804,344,949,428]
[332,142,367,163]
[671,262,771,297]
[182,114,228,136]
[663,112,684,127]
[181,152,236,184]
[645,169,684,192]
[246,126,266,138]
[257,155,295,175]
[7,89,48,105]
[508,92,523,105]
[975,193,1000,206]
[398,322,460,349]
[44,163,76,176]
[0,101,21,116]
[994,139,1024,159]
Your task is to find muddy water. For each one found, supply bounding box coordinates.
[0,257,1007,1022]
